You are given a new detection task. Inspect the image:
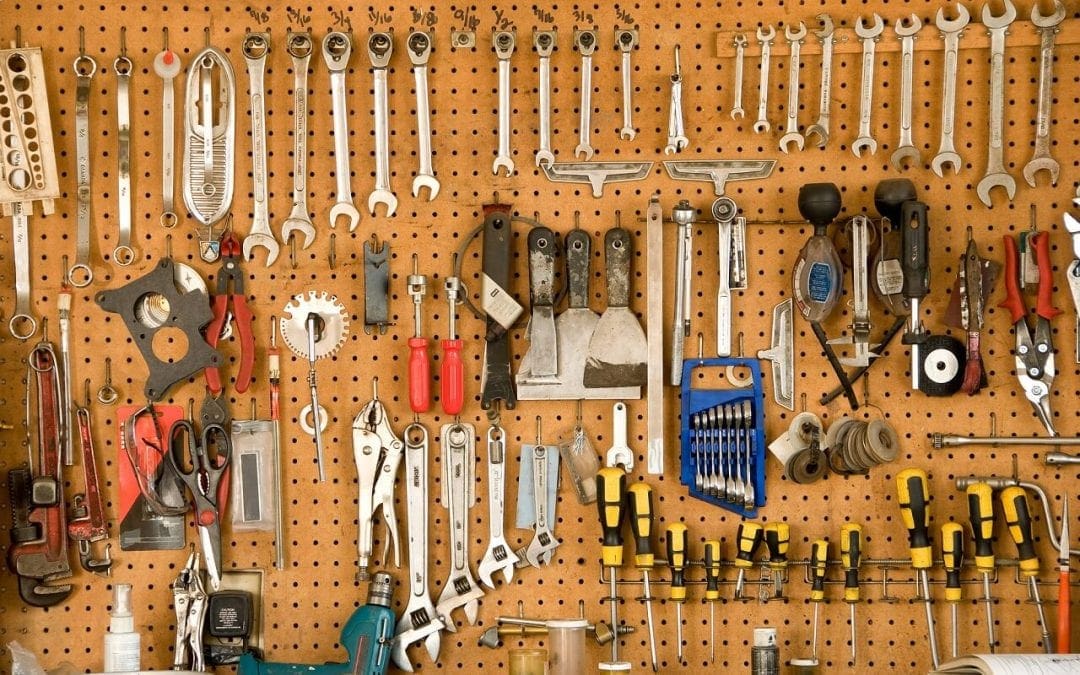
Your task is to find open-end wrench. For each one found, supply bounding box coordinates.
[281,31,316,250]
[574,29,597,160]
[976,0,1017,207]
[478,425,518,588]
[533,30,556,167]
[779,22,806,153]
[730,34,747,119]
[493,31,516,176]
[367,32,398,217]
[890,15,923,171]
[665,45,689,154]
[436,423,484,630]
[931,5,970,177]
[616,28,638,139]
[241,33,280,266]
[524,443,561,567]
[804,15,834,147]
[408,31,440,200]
[753,25,775,134]
[323,32,362,232]
[852,14,884,157]
[1023,0,1065,188]
[605,401,634,472]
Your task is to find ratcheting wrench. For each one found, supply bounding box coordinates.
[153,29,181,230]
[436,423,484,630]
[730,34,747,120]
[493,31,516,176]
[574,29,597,160]
[478,425,518,588]
[368,32,398,217]
[779,22,807,153]
[534,30,556,167]
[1023,1,1065,188]
[408,31,440,200]
[70,43,97,288]
[804,15,834,147]
[753,25,775,134]
[852,14,884,157]
[281,31,316,250]
[931,5,970,177]
[665,45,689,153]
[323,32,362,231]
[605,401,634,471]
[616,28,638,140]
[113,36,136,266]
[890,15,923,170]
[241,33,280,265]
[976,0,1017,207]
[524,443,561,567]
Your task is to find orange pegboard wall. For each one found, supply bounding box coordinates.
[1,1,1079,673]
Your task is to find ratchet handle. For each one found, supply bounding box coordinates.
[441,338,464,416]
[408,337,430,414]
[900,199,930,300]
[1033,232,1062,321]
[999,236,1026,324]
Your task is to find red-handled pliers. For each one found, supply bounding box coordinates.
[204,232,255,394]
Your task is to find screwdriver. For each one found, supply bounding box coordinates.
[666,523,688,664]
[734,521,763,599]
[895,468,940,668]
[965,482,997,652]
[899,199,930,391]
[1057,494,1070,654]
[627,482,659,672]
[1001,485,1053,653]
[809,539,828,664]
[764,522,790,598]
[703,539,721,664]
[942,522,964,659]
[442,268,464,416]
[840,523,862,663]
[596,468,631,671]
[406,254,430,414]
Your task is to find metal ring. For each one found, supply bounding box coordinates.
[9,314,37,341]
[96,385,118,406]
[113,55,133,75]
[159,211,178,229]
[112,245,135,267]
[298,404,329,436]
[73,54,97,77]
[67,263,94,288]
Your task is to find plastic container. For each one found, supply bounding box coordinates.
[547,618,587,675]
[508,648,548,675]
[103,584,141,672]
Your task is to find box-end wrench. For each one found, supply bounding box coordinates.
[70,46,97,288]
[113,39,136,267]
[281,31,316,250]
[408,31,440,200]
[368,32,398,217]
[241,33,280,266]
[534,30,556,167]
[890,15,923,171]
[976,0,1017,207]
[8,202,36,339]
[478,426,518,588]
[753,26,775,134]
[322,32,362,232]
[574,29,598,160]
[665,45,689,154]
[153,30,181,230]
[1023,1,1065,188]
[804,15,834,148]
[730,34,747,120]
[852,14,883,157]
[616,28,638,140]
[493,31,516,176]
[436,423,484,630]
[779,22,807,153]
[605,401,634,472]
[714,197,739,356]
[931,6,970,177]
[525,443,561,567]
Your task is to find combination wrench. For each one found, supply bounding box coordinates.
[9,200,35,339]
[323,32,362,231]
[730,34,747,119]
[281,31,316,250]
[574,29,598,160]
[778,22,807,153]
[616,28,638,140]
[70,39,96,287]
[753,25,775,134]
[852,14,884,157]
[533,30,556,167]
[368,32,398,217]
[976,0,1017,207]
[492,31,516,176]
[113,34,136,266]
[436,423,485,629]
[478,425,518,588]
[1023,1,1065,188]
[153,29,181,230]
[930,5,970,177]
[665,45,688,154]
[408,31,440,200]
[890,15,923,171]
[804,15,834,147]
[241,33,280,265]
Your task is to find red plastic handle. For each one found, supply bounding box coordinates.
[998,236,1026,324]
[408,336,430,414]
[231,296,256,393]
[441,338,464,416]
[203,295,230,395]
[1033,232,1062,321]
[1060,566,1072,653]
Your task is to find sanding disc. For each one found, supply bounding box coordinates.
[918,334,966,397]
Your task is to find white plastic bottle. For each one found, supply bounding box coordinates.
[103,583,141,672]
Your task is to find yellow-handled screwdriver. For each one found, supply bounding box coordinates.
[1001,485,1053,653]
[704,540,721,663]
[764,522,790,598]
[942,522,964,659]
[734,521,764,599]
[896,468,940,669]
[965,482,997,652]
[596,468,631,671]
[628,482,659,672]
[666,523,688,664]
[840,523,862,663]
[809,539,829,664]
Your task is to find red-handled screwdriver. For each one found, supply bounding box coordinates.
[442,262,464,416]
[407,254,430,414]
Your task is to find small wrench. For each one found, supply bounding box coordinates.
[478,425,518,588]
[436,423,484,629]
[241,33,280,265]
[323,32,362,231]
[493,31,516,176]
[730,34,747,120]
[665,45,689,154]
[804,15,834,147]
[753,25,775,134]
[281,31,316,249]
[367,32,398,217]
[408,31,440,200]
[852,14,884,157]
[616,28,638,139]
[524,444,561,567]
[779,22,807,153]
[976,0,1017,207]
[534,30,556,167]
[605,401,634,471]
[574,29,598,160]
[1023,0,1065,188]
[890,15,923,171]
[931,5,970,177]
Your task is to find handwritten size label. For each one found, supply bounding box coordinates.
[330,7,353,32]
[532,7,554,23]
[493,7,514,31]
[369,8,392,24]
[286,6,311,28]
[573,9,595,24]
[247,6,270,24]
[616,7,636,25]
[412,7,437,26]
[453,6,480,31]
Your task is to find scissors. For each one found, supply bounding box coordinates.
[167,419,231,590]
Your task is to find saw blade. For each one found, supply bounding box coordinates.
[279,291,350,359]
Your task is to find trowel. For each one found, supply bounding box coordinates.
[583,225,648,388]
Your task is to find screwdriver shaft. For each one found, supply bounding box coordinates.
[709,601,715,663]
[609,573,620,663]
[1030,577,1053,653]
[811,602,820,662]
[982,573,996,653]
[849,604,856,662]
[951,603,959,659]
[920,570,940,669]
[676,602,683,663]
[643,570,658,672]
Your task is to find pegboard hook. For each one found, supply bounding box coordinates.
[79,26,86,56]
[989,412,998,437]
[163,27,169,51]
[204,26,211,48]
[535,416,543,445]
[15,25,21,49]
[119,27,127,57]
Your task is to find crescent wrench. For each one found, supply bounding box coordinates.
[930,5,970,177]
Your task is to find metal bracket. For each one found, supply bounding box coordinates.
[663,159,777,196]
[541,161,653,198]
[364,236,392,335]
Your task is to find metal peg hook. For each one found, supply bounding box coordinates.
[163,27,169,51]
[673,44,682,76]
[615,210,622,227]
[119,27,127,56]
[204,26,211,47]
[79,26,86,56]
[535,415,543,445]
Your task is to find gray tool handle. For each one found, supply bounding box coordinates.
[565,229,592,309]
[527,226,557,307]
[604,227,632,308]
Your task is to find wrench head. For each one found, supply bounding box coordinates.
[814,13,835,39]
[478,539,518,589]
[784,22,807,42]
[393,601,444,672]
[619,127,637,141]
[730,107,745,120]
[935,4,971,31]
[242,234,281,266]
[1023,158,1060,188]
[411,174,441,200]
[755,25,776,43]
[753,120,770,135]
[329,201,362,232]
[525,531,561,568]
[804,124,828,148]
[890,146,922,171]
[492,156,515,177]
[368,189,399,217]
[436,575,485,632]
[930,151,962,177]
[851,136,877,157]
[982,0,1017,27]
[664,136,689,155]
[606,447,634,472]
[575,144,595,161]
[280,216,316,250]
[894,14,923,36]
[779,132,805,154]
[1031,0,1065,27]
[976,172,1017,207]
[534,150,555,168]
[855,13,885,39]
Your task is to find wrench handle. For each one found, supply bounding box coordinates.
[404,425,430,598]
[414,65,434,175]
[290,54,311,206]
[373,69,391,187]
[1035,28,1056,143]
[756,44,771,122]
[578,55,592,148]
[441,338,464,416]
[858,41,876,133]
[329,72,353,199]
[939,35,960,143]
[497,59,511,159]
[487,429,506,535]
[408,337,430,414]
[621,50,633,130]
[717,219,733,356]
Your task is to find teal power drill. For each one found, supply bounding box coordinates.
[238,572,396,675]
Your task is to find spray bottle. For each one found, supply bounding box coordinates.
[103,583,141,672]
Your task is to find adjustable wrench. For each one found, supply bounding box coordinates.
[976,0,1017,207]
[616,28,638,140]
[281,31,316,250]
[574,29,598,160]
[408,31,440,200]
[524,443,561,567]
[478,425,518,588]
[890,15,923,171]
[852,14,884,157]
[492,31,516,176]
[605,401,634,472]
[779,22,806,153]
[730,34,747,120]
[804,15,834,147]
[753,26,775,134]
[241,33,280,265]
[534,30,556,167]
[368,32,398,217]
[436,422,484,629]
[665,45,689,153]
[931,6,970,177]
[1023,1,1064,188]
[323,32,362,231]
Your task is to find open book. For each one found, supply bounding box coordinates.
[931,654,1080,675]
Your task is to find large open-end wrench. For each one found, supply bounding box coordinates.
[574,29,597,160]
[493,31,516,176]
[281,31,316,250]
[368,32,398,217]
[616,28,638,139]
[665,45,689,153]
[605,401,634,471]
[524,443,561,567]
[931,5,970,177]
[753,25,775,134]
[323,32,361,231]
[804,15,834,147]
[408,32,440,200]
[436,423,484,630]
[241,33,280,265]
[852,14,884,157]
[890,15,923,170]
[730,34,747,119]
[1023,0,1065,188]
[534,30,556,167]
[779,22,806,153]
[478,425,518,588]
[976,0,1017,207]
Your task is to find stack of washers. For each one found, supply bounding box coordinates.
[826,417,899,474]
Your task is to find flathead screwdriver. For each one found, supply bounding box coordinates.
[703,539,721,663]
[666,523,688,664]
[896,468,940,668]
[764,522,790,598]
[442,268,464,416]
[942,522,964,659]
[1001,485,1053,653]
[965,482,997,652]
[809,539,828,663]
[733,521,763,599]
[627,482,659,672]
[840,522,862,663]
[596,468,631,671]
[406,254,430,414]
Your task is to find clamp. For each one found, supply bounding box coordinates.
[205,232,255,395]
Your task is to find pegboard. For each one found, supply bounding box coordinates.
[0,1,1079,673]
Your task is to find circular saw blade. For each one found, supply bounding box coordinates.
[280,291,350,359]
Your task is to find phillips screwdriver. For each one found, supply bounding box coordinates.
[809,539,828,664]
[407,254,430,414]
[966,482,997,652]
[1001,485,1053,653]
[1057,494,1070,654]
[896,467,940,668]
[442,265,464,417]
[764,522,790,598]
[734,521,764,599]
[596,468,631,672]
[840,523,862,663]
[942,522,964,659]
[704,539,721,664]
[627,482,659,672]
[666,523,688,664]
